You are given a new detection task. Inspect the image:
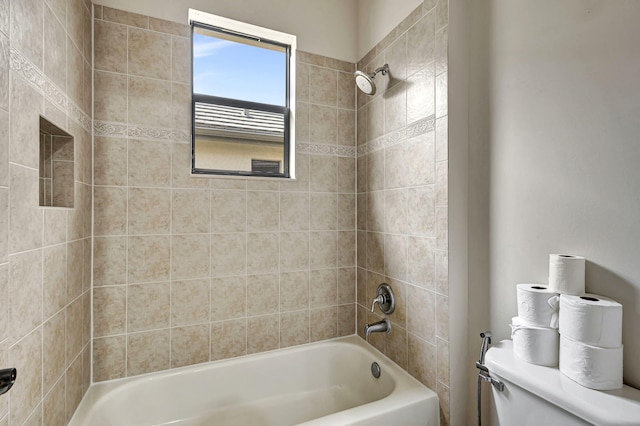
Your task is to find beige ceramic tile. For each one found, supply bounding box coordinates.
[337,304,355,336]
[247,274,279,316]
[172,189,210,234]
[127,329,170,376]
[9,249,42,342]
[94,20,127,73]
[407,66,435,124]
[247,314,279,354]
[337,109,355,147]
[66,240,83,302]
[338,231,356,268]
[279,192,309,231]
[295,101,309,143]
[171,279,210,326]
[42,245,66,318]
[437,337,450,385]
[337,268,356,305]
[437,381,450,426]
[384,83,406,133]
[211,191,246,233]
[366,96,384,141]
[310,307,337,342]
[309,156,338,193]
[309,105,337,144]
[10,75,42,170]
[386,324,408,370]
[9,328,42,425]
[280,310,309,348]
[310,193,337,230]
[43,376,65,426]
[407,12,435,77]
[93,237,126,287]
[65,296,83,362]
[171,234,211,280]
[127,188,171,235]
[337,194,355,230]
[278,271,308,312]
[436,72,448,118]
[94,186,127,236]
[247,191,279,232]
[128,76,172,127]
[309,231,337,269]
[93,336,126,382]
[435,27,448,76]
[408,185,436,236]
[246,233,279,274]
[65,354,83,420]
[171,324,210,368]
[211,275,246,321]
[366,150,385,192]
[171,36,191,84]
[103,6,148,28]
[67,39,84,108]
[44,5,67,92]
[436,294,449,340]
[279,232,309,272]
[337,72,355,110]
[435,116,448,162]
[365,231,384,274]
[384,233,407,281]
[337,157,355,194]
[128,139,172,187]
[0,188,9,263]
[149,17,189,37]
[309,66,337,106]
[171,82,191,130]
[127,236,170,283]
[43,311,65,394]
[435,250,448,295]
[210,233,246,277]
[407,285,435,343]
[310,269,337,308]
[296,62,310,103]
[384,189,408,234]
[128,27,171,80]
[10,0,43,68]
[94,137,127,186]
[0,110,8,186]
[280,153,309,192]
[408,333,436,389]
[210,319,246,361]
[0,265,7,341]
[407,236,436,289]
[127,282,170,332]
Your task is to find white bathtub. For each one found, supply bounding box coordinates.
[69,336,439,426]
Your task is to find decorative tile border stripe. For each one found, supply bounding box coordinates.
[94,120,191,143]
[10,47,92,133]
[357,115,436,157]
[296,142,356,158]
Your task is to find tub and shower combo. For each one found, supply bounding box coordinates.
[69,336,439,425]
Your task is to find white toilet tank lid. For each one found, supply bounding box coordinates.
[485,340,640,426]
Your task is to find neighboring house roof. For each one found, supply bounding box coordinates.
[194,102,284,142]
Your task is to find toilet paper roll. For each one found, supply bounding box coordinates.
[516,284,560,328]
[510,317,559,366]
[560,335,623,390]
[548,254,585,295]
[559,294,623,348]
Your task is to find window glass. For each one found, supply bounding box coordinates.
[189,12,296,178]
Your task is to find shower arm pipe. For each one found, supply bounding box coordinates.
[370,64,389,78]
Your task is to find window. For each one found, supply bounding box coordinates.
[189,10,296,178]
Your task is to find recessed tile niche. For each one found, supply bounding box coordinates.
[39,116,74,207]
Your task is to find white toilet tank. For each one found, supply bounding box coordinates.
[485,340,640,426]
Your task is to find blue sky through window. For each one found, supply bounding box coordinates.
[193,31,286,106]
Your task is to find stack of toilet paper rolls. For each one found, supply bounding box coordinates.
[511,284,560,366]
[511,254,624,390]
[559,294,623,390]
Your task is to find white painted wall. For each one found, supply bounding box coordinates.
[355,0,423,60]
[468,0,640,404]
[95,0,358,62]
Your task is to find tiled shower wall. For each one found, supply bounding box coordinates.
[91,5,357,381]
[0,0,93,424]
[355,0,450,424]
